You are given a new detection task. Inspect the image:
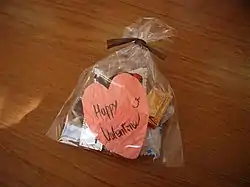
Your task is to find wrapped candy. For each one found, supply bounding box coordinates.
[47,18,183,166]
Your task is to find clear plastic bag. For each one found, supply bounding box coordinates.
[46,18,183,166]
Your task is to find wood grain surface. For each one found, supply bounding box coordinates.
[0,0,250,186]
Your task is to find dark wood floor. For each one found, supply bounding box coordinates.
[0,0,250,186]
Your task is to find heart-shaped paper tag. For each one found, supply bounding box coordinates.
[82,73,149,159]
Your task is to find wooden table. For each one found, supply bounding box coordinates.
[0,0,250,186]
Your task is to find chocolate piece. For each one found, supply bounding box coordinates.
[79,119,103,151]
[147,88,172,128]
[140,124,163,159]
[59,121,82,143]
[72,98,84,118]
[129,67,148,88]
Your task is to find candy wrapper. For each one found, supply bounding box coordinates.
[47,18,183,166]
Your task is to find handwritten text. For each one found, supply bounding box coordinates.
[93,100,118,120]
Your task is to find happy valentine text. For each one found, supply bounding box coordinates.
[101,113,141,141]
[93,100,118,120]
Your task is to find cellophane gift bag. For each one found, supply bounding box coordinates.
[47,17,183,166]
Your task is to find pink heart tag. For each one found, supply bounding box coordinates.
[82,73,149,159]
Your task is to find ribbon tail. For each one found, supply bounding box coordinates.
[107,38,136,49]
[147,45,167,60]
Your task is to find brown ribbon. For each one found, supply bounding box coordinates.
[107,38,166,60]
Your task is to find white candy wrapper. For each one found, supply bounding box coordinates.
[47,18,183,166]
